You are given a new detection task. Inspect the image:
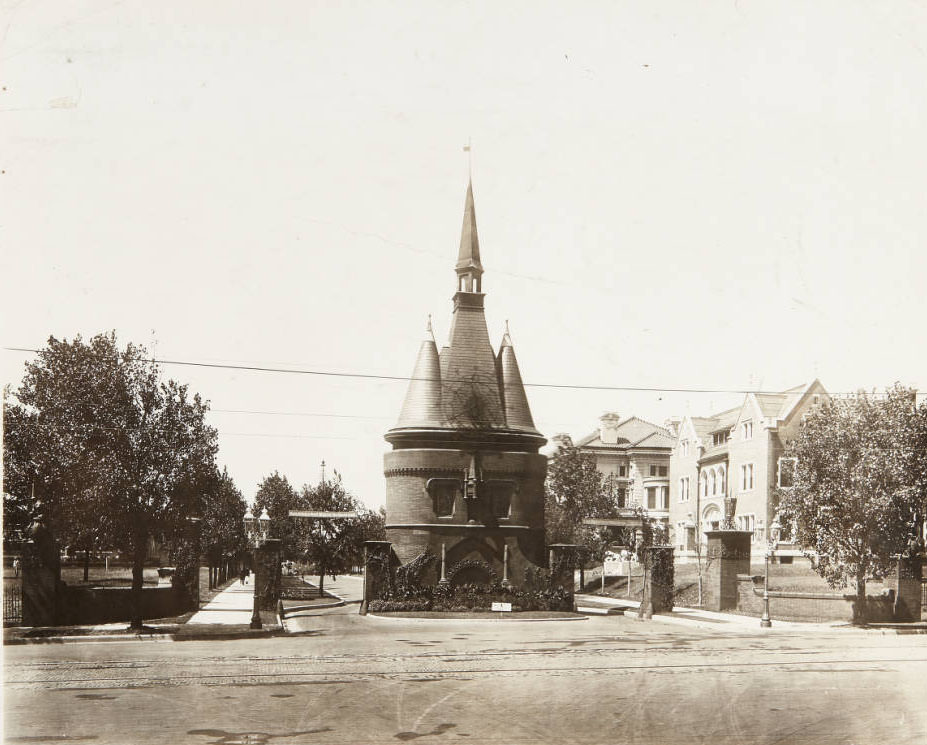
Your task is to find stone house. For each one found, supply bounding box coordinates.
[572,413,676,528]
[668,380,828,561]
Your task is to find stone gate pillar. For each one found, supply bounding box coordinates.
[703,530,752,612]
[21,510,61,627]
[361,540,393,615]
[253,539,282,611]
[640,546,675,617]
[894,553,923,622]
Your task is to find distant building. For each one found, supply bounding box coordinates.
[573,413,676,527]
[668,380,828,560]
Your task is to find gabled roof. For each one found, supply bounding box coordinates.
[576,416,673,450]
[678,380,827,448]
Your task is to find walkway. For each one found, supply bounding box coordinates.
[314,574,364,603]
[187,580,255,625]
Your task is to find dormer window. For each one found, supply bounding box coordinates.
[712,431,728,447]
[741,420,753,440]
[680,440,689,456]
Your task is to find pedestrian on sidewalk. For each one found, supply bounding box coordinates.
[239,567,247,585]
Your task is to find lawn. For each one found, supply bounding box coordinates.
[580,560,892,608]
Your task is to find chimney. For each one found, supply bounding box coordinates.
[599,413,621,445]
[664,417,681,438]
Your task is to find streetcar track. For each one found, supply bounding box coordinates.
[6,656,919,690]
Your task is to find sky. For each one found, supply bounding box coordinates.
[3,1,927,510]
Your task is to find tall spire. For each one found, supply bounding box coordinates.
[455,181,483,293]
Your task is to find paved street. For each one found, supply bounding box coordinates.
[5,605,927,745]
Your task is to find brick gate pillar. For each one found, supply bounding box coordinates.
[253,539,282,611]
[361,540,393,615]
[703,530,752,612]
[640,546,675,617]
[893,553,923,622]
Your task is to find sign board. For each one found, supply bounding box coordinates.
[491,602,512,612]
[288,510,360,520]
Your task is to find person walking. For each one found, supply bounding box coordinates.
[239,567,247,585]
[13,557,21,578]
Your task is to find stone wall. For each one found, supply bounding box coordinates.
[58,586,190,625]
[735,575,896,623]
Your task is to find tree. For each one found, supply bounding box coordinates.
[295,472,377,596]
[200,467,247,586]
[3,333,218,628]
[253,471,300,558]
[545,437,619,578]
[777,384,926,620]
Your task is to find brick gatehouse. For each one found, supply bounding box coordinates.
[383,181,547,586]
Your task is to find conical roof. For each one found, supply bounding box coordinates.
[456,181,483,275]
[395,318,445,428]
[496,323,538,432]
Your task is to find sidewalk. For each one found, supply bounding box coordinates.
[574,593,927,634]
[187,579,256,624]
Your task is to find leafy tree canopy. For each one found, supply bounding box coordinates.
[3,332,219,626]
[777,384,926,601]
[545,437,619,563]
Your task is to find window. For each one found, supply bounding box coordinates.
[700,472,707,498]
[647,486,667,510]
[708,470,716,496]
[618,465,627,477]
[658,465,667,477]
[487,481,515,518]
[736,513,756,540]
[680,440,689,456]
[777,457,796,488]
[712,431,728,447]
[649,465,657,477]
[617,488,627,508]
[427,479,460,517]
[740,463,754,491]
[741,420,753,440]
[678,477,690,502]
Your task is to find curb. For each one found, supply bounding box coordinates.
[4,626,284,645]
[281,600,346,614]
[366,613,589,623]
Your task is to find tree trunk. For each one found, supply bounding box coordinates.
[855,570,867,625]
[318,567,325,597]
[83,547,91,583]
[130,534,146,630]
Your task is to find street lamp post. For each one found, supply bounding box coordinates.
[244,508,270,630]
[760,548,772,628]
[760,518,781,629]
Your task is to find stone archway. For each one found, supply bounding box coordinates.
[447,557,495,586]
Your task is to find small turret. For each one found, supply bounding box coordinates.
[395,316,444,428]
[496,321,537,432]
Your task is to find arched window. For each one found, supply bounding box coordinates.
[718,466,726,494]
[709,470,716,496]
[699,472,707,498]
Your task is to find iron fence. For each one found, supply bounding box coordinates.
[3,580,23,626]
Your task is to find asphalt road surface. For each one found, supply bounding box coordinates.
[5,605,927,745]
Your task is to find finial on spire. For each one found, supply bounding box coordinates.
[501,320,513,347]
[425,314,435,341]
